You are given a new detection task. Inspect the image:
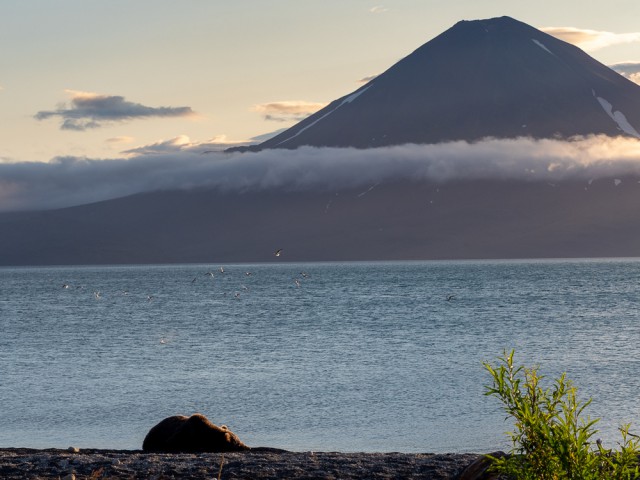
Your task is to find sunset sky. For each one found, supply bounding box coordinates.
[2,0,640,164]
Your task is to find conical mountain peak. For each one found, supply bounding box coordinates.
[251,16,640,150]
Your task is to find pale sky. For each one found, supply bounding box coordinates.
[2,0,640,163]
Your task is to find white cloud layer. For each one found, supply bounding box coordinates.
[542,26,640,51]
[2,136,640,212]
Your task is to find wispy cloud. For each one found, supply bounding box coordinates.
[610,61,640,85]
[358,75,378,84]
[252,101,327,122]
[3,136,640,212]
[123,132,283,156]
[122,135,247,156]
[249,129,288,143]
[106,136,135,145]
[34,90,195,131]
[369,5,388,14]
[123,135,193,155]
[542,26,640,51]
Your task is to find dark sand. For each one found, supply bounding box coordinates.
[0,448,483,479]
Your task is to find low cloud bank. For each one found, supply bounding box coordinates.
[2,135,640,211]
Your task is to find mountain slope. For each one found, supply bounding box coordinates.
[2,178,640,265]
[254,16,640,149]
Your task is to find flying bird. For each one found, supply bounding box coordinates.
[446,295,456,301]
[274,249,283,257]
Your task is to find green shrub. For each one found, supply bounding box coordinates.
[484,350,640,479]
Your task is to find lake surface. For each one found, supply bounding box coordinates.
[1,259,640,453]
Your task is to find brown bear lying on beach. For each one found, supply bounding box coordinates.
[142,413,250,453]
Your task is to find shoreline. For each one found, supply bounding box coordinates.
[0,448,486,479]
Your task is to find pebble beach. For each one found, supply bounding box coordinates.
[0,448,484,479]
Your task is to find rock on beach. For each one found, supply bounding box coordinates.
[0,448,488,479]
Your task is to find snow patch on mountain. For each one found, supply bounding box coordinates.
[343,84,372,104]
[532,39,553,55]
[276,85,373,146]
[594,92,640,138]
[276,110,334,146]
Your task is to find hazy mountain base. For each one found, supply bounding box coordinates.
[0,448,480,479]
[1,177,639,266]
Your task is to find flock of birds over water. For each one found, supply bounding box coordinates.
[55,251,461,307]
[52,249,320,345]
[56,249,319,303]
[54,247,459,337]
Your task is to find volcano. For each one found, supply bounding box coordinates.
[249,16,640,150]
[4,16,640,266]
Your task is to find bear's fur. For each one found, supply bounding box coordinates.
[142,413,250,453]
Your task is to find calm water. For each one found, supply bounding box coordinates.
[2,259,640,453]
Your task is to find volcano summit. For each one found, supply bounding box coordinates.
[249,16,640,150]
